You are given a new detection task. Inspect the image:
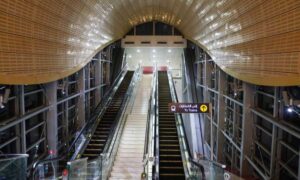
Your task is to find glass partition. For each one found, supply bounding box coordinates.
[190,158,226,179]
[0,154,28,180]
[67,158,87,180]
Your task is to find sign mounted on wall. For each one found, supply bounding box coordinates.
[168,103,210,113]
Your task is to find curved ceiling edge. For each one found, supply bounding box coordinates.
[185,37,300,86]
[0,39,118,85]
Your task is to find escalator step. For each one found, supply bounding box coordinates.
[160,167,184,174]
[87,143,104,148]
[159,124,176,128]
[159,131,177,134]
[92,132,108,136]
[160,160,183,167]
[160,155,182,161]
[159,136,178,141]
[82,154,98,157]
[159,140,179,144]
[96,127,111,131]
[159,128,177,132]
[159,173,185,180]
[89,139,106,143]
[159,123,176,127]
[93,132,110,136]
[160,149,180,155]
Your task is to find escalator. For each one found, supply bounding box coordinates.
[158,71,185,179]
[81,71,134,159]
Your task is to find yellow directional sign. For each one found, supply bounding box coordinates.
[200,104,208,113]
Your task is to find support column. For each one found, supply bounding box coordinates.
[77,69,86,128]
[298,150,300,180]
[269,87,279,177]
[14,86,21,153]
[203,53,210,158]
[95,59,101,105]
[274,129,282,180]
[270,125,277,177]
[19,85,26,153]
[86,65,91,120]
[241,83,255,176]
[65,83,69,146]
[45,81,58,156]
[217,70,226,161]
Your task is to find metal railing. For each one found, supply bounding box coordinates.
[142,69,157,179]
[154,68,159,179]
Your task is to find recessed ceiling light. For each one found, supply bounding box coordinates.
[137,49,141,53]
[168,49,172,53]
[128,54,132,58]
[153,55,156,58]
[152,49,156,53]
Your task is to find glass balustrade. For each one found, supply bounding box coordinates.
[0,154,29,180]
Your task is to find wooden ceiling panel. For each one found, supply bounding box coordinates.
[0,0,299,85]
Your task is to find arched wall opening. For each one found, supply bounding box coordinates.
[0,2,300,179]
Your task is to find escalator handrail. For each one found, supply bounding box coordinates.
[190,158,206,178]
[154,68,159,178]
[143,70,157,167]
[31,66,127,176]
[144,98,151,155]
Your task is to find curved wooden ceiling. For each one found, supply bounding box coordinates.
[0,0,299,85]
